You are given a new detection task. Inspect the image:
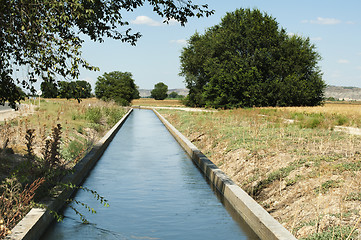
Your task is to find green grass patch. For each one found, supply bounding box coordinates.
[300,225,358,240]
[315,180,340,194]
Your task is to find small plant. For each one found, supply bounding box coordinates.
[335,115,349,126]
[62,139,87,162]
[77,125,84,134]
[300,225,358,240]
[85,107,102,124]
[42,124,62,169]
[25,129,36,161]
[315,180,340,194]
[60,183,110,224]
[345,192,361,201]
[0,177,45,238]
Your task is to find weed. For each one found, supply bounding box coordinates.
[336,115,349,126]
[42,124,62,169]
[300,225,358,240]
[345,192,361,201]
[62,139,87,162]
[250,163,298,196]
[0,177,45,238]
[25,129,35,161]
[286,175,302,187]
[77,126,84,134]
[85,107,102,124]
[315,180,340,194]
[105,107,126,127]
[334,162,361,172]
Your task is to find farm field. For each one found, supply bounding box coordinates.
[159,102,361,239]
[132,98,183,107]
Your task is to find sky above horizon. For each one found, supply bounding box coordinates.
[77,0,361,90]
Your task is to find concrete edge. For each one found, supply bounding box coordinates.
[6,108,133,240]
[152,109,297,240]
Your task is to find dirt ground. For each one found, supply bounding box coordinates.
[0,104,35,122]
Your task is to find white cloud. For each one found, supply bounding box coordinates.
[287,32,295,37]
[170,39,187,45]
[338,59,350,64]
[302,17,341,25]
[131,16,162,26]
[311,37,322,41]
[167,18,180,26]
[131,16,181,27]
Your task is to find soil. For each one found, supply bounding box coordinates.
[0,104,35,122]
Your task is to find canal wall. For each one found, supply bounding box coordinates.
[153,109,297,240]
[6,109,133,240]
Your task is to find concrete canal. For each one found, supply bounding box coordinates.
[41,109,259,239]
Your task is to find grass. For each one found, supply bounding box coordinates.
[0,98,128,238]
[158,103,361,239]
[132,98,183,107]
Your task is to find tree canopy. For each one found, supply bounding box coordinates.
[41,80,92,99]
[0,0,214,108]
[151,82,168,100]
[95,71,139,106]
[180,8,326,108]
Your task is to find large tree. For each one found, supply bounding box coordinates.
[95,71,139,106]
[58,80,92,99]
[0,1,213,108]
[151,82,168,100]
[180,8,326,108]
[41,81,58,98]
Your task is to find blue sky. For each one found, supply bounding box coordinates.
[77,0,361,90]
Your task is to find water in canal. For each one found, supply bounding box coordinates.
[42,109,259,240]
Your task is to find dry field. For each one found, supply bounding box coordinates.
[132,98,183,107]
[0,98,127,166]
[159,102,361,240]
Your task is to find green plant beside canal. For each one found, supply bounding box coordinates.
[0,99,127,238]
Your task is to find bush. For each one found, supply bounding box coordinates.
[85,107,102,124]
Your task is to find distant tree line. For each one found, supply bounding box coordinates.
[40,80,92,99]
[180,8,326,108]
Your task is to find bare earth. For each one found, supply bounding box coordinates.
[0,104,36,122]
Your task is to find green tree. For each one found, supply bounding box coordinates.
[180,8,325,108]
[95,71,139,106]
[41,81,58,98]
[58,81,72,99]
[0,1,214,108]
[151,82,168,100]
[168,91,179,98]
[75,80,92,98]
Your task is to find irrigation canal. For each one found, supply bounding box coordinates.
[41,109,259,239]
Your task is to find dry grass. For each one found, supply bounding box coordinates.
[132,98,183,107]
[159,104,361,239]
[0,98,128,238]
[0,98,127,163]
[277,102,361,127]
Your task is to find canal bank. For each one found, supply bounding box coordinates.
[6,109,133,240]
[41,109,259,239]
[153,109,296,240]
